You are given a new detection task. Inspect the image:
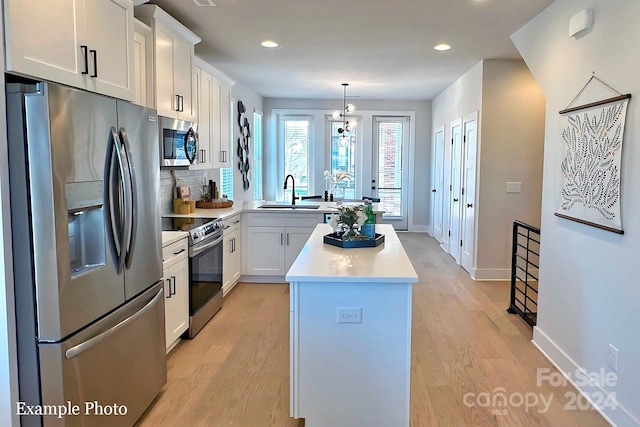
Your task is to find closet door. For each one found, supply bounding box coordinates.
[449,119,463,263]
[461,112,478,274]
[431,126,445,243]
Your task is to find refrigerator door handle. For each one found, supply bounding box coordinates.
[119,128,137,269]
[65,287,164,359]
[107,127,127,273]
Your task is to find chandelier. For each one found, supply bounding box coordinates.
[332,83,357,147]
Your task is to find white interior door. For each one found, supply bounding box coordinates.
[431,126,445,242]
[461,113,478,274]
[372,116,409,230]
[449,119,462,263]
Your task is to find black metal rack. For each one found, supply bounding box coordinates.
[507,220,540,327]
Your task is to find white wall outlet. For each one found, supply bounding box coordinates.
[607,344,619,372]
[506,182,522,193]
[337,308,362,324]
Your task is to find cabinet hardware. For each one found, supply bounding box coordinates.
[432,189,436,193]
[80,45,89,75]
[280,233,284,246]
[173,248,185,255]
[171,276,176,296]
[180,95,184,112]
[286,233,290,246]
[233,220,240,224]
[90,49,97,77]
[200,149,206,163]
[467,203,473,208]
[165,278,171,298]
[453,198,459,202]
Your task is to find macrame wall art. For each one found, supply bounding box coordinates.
[556,73,631,234]
[237,101,250,191]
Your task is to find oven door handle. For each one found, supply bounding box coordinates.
[190,234,224,257]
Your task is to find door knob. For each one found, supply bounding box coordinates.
[467,203,473,208]
[453,198,459,202]
[432,189,436,193]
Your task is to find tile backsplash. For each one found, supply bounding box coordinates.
[160,169,219,214]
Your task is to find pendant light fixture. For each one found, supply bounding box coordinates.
[332,83,356,147]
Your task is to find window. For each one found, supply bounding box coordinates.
[281,117,311,198]
[329,121,356,199]
[253,110,263,200]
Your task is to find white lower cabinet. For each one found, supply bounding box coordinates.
[243,214,322,278]
[162,237,189,352]
[223,216,242,295]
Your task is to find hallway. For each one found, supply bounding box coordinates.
[138,233,608,426]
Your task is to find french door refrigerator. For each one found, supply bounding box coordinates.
[6,81,166,426]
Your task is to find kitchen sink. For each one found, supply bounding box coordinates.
[259,203,321,209]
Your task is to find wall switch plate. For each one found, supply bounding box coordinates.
[506,182,522,193]
[337,308,362,323]
[608,344,619,372]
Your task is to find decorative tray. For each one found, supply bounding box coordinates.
[323,232,385,248]
[195,200,234,209]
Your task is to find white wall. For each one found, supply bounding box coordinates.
[512,1,640,425]
[263,98,431,231]
[477,60,545,278]
[431,60,545,280]
[231,81,264,201]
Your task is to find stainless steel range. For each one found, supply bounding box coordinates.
[163,217,225,337]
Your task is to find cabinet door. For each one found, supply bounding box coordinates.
[244,227,286,276]
[174,37,196,122]
[83,0,134,101]
[223,228,241,294]
[155,25,177,118]
[192,68,213,170]
[4,0,84,89]
[285,227,315,272]
[133,31,147,107]
[219,81,232,167]
[163,259,188,350]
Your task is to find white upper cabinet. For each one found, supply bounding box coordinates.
[4,0,135,101]
[135,4,200,122]
[133,18,154,108]
[193,57,235,170]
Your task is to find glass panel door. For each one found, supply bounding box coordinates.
[373,117,409,230]
[329,121,356,199]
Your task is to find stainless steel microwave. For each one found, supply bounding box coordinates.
[159,116,199,167]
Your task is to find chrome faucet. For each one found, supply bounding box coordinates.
[284,174,296,205]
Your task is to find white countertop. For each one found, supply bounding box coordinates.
[285,224,418,283]
[162,200,382,220]
[162,231,189,247]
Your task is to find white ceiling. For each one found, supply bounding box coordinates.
[145,0,553,100]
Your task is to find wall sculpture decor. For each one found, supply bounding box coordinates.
[556,74,631,234]
[237,101,251,191]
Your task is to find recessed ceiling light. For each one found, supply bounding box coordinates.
[261,40,279,48]
[434,44,451,51]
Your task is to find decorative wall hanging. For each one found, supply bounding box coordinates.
[237,101,251,191]
[556,73,631,234]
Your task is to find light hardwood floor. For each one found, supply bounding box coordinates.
[137,233,607,427]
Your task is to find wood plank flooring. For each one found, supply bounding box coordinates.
[137,233,608,427]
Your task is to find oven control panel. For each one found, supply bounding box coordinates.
[190,219,225,243]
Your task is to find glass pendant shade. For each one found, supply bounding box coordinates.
[332,110,342,120]
[345,104,355,113]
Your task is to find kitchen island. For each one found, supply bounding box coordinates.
[286,224,418,427]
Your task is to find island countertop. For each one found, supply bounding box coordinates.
[285,223,418,283]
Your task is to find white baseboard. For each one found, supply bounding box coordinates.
[533,327,640,427]
[472,268,510,281]
[410,225,429,233]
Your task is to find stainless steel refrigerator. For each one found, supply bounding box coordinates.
[7,81,166,426]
